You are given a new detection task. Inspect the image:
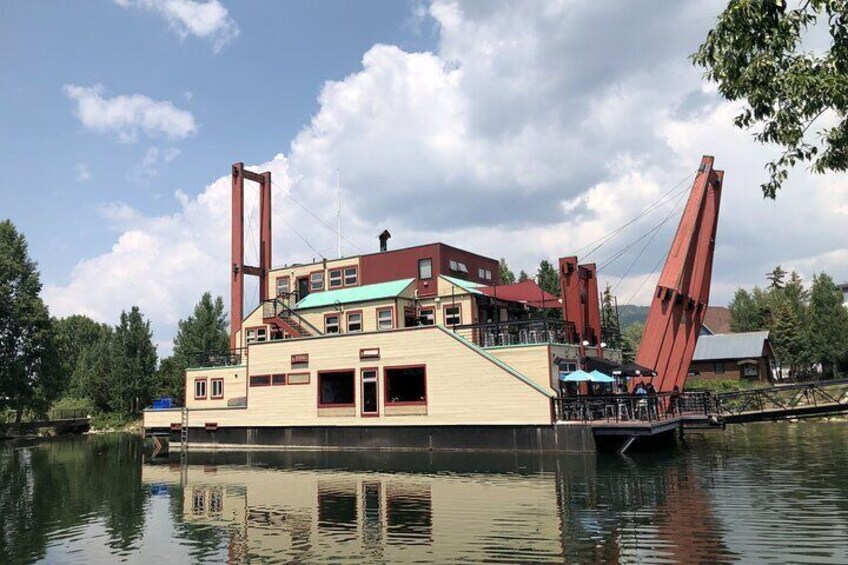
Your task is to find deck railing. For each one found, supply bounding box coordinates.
[190,348,246,368]
[559,393,684,423]
[452,319,580,348]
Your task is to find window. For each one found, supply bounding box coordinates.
[484,269,492,281]
[347,311,362,333]
[361,368,378,415]
[310,271,324,291]
[194,379,207,399]
[449,260,468,274]
[478,267,486,279]
[385,366,426,405]
[245,327,267,345]
[272,374,286,386]
[318,370,355,406]
[344,267,358,286]
[276,276,290,296]
[742,364,758,378]
[329,269,343,289]
[444,305,461,326]
[419,308,434,326]
[418,258,432,279]
[377,308,393,330]
[714,362,725,374]
[325,314,340,334]
[449,260,458,271]
[211,378,224,399]
[250,375,271,387]
[287,372,310,385]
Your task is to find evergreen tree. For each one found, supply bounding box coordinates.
[110,307,158,414]
[536,260,560,296]
[782,271,809,321]
[600,285,622,349]
[770,297,804,378]
[766,265,786,289]
[498,258,515,285]
[0,220,61,422]
[806,273,848,377]
[54,315,111,398]
[729,288,757,332]
[517,270,530,283]
[622,321,644,363]
[160,292,229,404]
[76,328,115,412]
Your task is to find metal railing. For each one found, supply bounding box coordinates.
[453,319,580,348]
[711,379,848,419]
[262,296,322,337]
[0,409,90,425]
[559,392,683,423]
[190,348,246,368]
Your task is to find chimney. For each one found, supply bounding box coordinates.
[378,229,391,252]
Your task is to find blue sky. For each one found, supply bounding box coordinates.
[2,1,846,352]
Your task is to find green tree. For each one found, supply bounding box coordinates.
[498,258,515,285]
[0,220,61,423]
[770,297,805,377]
[767,265,787,289]
[517,270,530,282]
[160,292,229,404]
[536,260,560,297]
[806,273,848,377]
[75,328,115,412]
[54,315,111,398]
[693,1,848,197]
[110,306,158,414]
[622,321,644,363]
[782,270,809,320]
[601,285,622,350]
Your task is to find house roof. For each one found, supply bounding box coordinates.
[441,275,485,295]
[702,306,732,334]
[294,278,414,310]
[476,279,559,308]
[692,331,769,361]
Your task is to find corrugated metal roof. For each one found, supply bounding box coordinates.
[692,331,769,361]
[441,275,485,295]
[294,278,414,310]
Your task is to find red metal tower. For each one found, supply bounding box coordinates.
[558,256,603,357]
[636,155,723,391]
[231,162,272,348]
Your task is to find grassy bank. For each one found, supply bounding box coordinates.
[685,378,768,393]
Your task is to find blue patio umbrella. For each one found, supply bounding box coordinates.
[588,370,615,384]
[560,369,592,382]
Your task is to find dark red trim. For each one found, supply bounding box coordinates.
[291,353,309,366]
[441,302,462,325]
[244,325,267,344]
[287,372,310,385]
[360,367,380,417]
[210,377,224,399]
[359,347,380,360]
[317,369,357,408]
[346,309,364,333]
[204,422,218,431]
[376,306,394,330]
[194,377,208,400]
[249,374,271,387]
[384,364,427,406]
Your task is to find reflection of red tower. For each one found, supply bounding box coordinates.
[636,156,723,391]
[230,162,272,348]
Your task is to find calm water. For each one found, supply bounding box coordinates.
[1,424,847,564]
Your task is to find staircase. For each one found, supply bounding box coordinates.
[262,296,322,338]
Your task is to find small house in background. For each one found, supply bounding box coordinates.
[700,306,732,335]
[689,331,777,383]
[838,281,848,307]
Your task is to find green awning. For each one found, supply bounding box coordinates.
[441,275,485,295]
[294,278,414,310]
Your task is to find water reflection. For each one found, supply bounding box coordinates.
[1,424,848,564]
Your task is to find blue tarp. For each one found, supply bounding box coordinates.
[560,370,592,382]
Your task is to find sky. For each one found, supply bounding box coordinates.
[2,0,847,354]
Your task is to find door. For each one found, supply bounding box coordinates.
[297,276,310,301]
[361,369,378,416]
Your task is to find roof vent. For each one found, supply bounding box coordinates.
[378,229,391,252]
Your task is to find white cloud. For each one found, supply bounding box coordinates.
[116,0,239,52]
[46,1,848,349]
[75,164,91,182]
[131,146,182,180]
[64,84,197,143]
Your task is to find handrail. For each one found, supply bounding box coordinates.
[452,318,580,347]
[710,379,848,418]
[263,297,323,336]
[189,348,246,368]
[559,392,683,423]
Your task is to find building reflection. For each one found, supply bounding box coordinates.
[143,449,732,563]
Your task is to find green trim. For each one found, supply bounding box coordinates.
[186,365,246,372]
[295,278,414,310]
[440,275,485,295]
[439,327,554,397]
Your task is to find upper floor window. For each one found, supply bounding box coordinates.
[194,379,207,400]
[276,276,290,296]
[211,378,224,399]
[310,271,324,291]
[419,308,435,326]
[484,269,492,281]
[245,327,267,345]
[478,267,485,279]
[444,305,462,326]
[325,314,340,334]
[347,311,362,333]
[418,258,432,280]
[377,308,394,330]
[449,260,468,274]
[329,269,343,289]
[344,267,358,286]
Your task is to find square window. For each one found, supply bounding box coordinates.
[344,267,358,286]
[272,374,286,386]
[385,366,426,405]
[419,308,434,326]
[714,362,725,374]
[211,378,224,399]
[418,258,432,280]
[319,370,355,406]
[329,269,343,288]
[377,308,393,330]
[347,312,362,333]
[325,315,340,334]
[444,305,461,326]
[276,277,290,296]
[194,379,207,399]
[310,271,324,291]
[246,327,267,345]
[449,260,458,271]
